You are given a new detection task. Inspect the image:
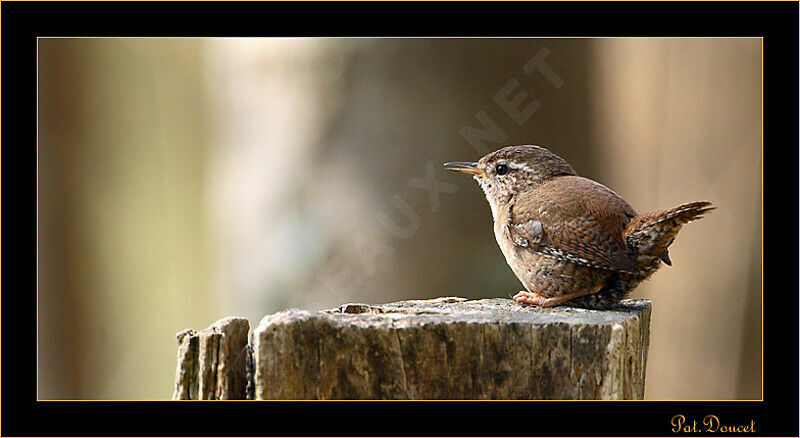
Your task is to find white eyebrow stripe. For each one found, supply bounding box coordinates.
[505,161,535,172]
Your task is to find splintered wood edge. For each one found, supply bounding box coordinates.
[172,316,250,400]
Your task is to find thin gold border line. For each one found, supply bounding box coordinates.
[762,33,769,402]
[36,36,764,39]
[35,34,39,401]
[33,35,765,403]
[36,398,766,402]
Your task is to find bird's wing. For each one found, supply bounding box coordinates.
[504,177,640,274]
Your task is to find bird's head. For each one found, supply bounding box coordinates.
[444,145,576,217]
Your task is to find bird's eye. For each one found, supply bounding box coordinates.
[495,164,509,176]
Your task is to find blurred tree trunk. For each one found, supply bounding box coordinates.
[38,39,217,398]
[589,38,761,399]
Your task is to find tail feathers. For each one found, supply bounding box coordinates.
[648,200,715,226]
[625,200,714,264]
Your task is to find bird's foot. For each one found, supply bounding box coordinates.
[513,291,553,307]
[513,287,603,308]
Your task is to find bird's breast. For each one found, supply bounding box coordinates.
[494,218,521,269]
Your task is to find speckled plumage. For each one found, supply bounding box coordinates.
[444,145,714,310]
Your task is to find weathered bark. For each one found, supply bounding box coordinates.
[251,297,651,400]
[171,316,250,400]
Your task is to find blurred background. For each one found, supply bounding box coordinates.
[37,37,761,400]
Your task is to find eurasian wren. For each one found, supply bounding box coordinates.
[444,145,714,310]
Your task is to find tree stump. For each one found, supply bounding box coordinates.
[173,297,651,400]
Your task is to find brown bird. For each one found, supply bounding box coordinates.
[444,145,714,310]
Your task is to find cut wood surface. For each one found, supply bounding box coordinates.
[174,297,651,400]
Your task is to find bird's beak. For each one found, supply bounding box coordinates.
[443,161,483,176]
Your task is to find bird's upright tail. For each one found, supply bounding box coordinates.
[624,200,715,272]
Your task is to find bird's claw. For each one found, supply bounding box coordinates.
[512,291,548,307]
